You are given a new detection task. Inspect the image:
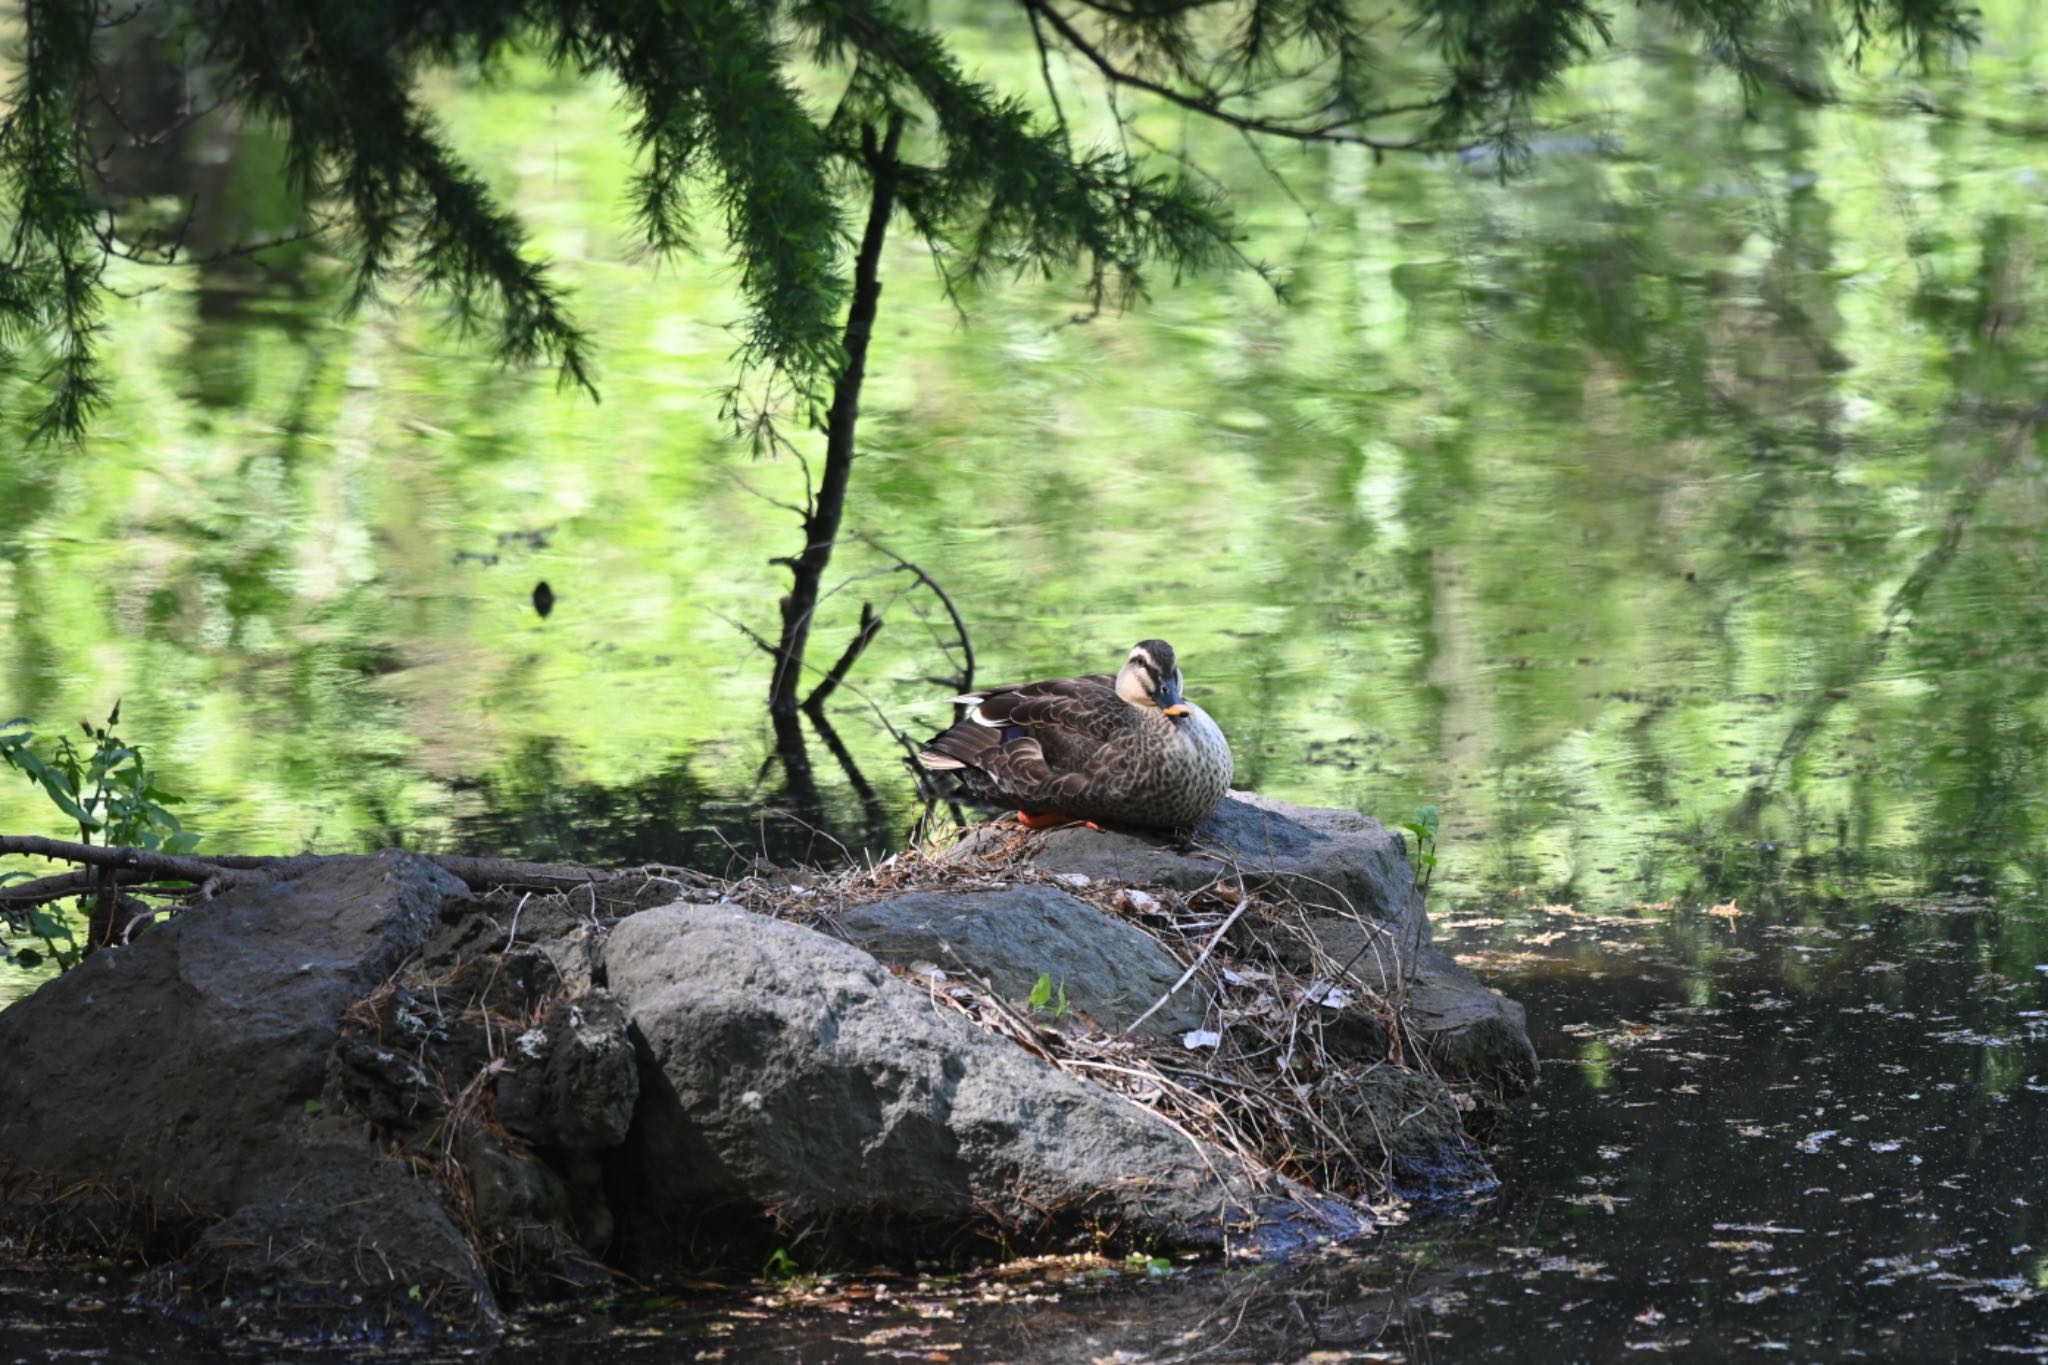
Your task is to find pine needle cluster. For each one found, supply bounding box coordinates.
[0,0,1979,438]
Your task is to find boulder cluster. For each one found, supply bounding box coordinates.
[0,794,1535,1342]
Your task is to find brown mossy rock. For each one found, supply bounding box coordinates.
[602,903,1366,1265]
[453,1126,611,1292]
[495,993,640,1150]
[0,852,495,1337]
[328,942,631,1146]
[418,890,597,974]
[824,884,1209,1041]
[328,911,639,1300]
[326,984,628,1300]
[1328,1067,1493,1202]
[952,792,1537,1092]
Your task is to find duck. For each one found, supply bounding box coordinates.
[916,639,1234,829]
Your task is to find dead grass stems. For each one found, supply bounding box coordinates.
[705,831,1466,1218]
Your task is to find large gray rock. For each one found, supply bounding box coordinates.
[603,904,1365,1260]
[0,852,495,1333]
[953,792,1537,1090]
[954,791,1424,930]
[825,885,1208,1040]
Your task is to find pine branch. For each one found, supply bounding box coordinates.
[0,0,1988,438]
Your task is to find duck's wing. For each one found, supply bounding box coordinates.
[916,675,1125,807]
[961,674,1118,734]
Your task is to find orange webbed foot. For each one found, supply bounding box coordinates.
[1017,810,1105,832]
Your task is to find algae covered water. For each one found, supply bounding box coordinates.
[8,4,2048,1359]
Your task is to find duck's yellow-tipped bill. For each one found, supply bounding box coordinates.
[1161,704,1192,718]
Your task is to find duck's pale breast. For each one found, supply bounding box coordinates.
[1081,702,1233,826]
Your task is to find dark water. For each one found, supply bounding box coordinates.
[8,3,2048,1359]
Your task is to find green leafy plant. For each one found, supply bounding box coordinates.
[1,702,197,970]
[1402,804,1441,899]
[1027,971,1069,1021]
[1388,803,1444,1066]
[1,703,196,854]
[0,897,73,973]
[762,1247,801,1284]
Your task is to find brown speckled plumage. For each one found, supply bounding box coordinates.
[916,640,1234,828]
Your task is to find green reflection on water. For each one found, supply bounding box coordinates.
[6,6,2048,996]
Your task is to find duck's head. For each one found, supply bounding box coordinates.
[1115,639,1191,717]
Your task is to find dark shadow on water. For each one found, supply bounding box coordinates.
[444,728,921,877]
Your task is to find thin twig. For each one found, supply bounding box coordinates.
[1122,878,1251,1038]
[859,536,976,692]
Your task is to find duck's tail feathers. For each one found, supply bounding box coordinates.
[918,721,989,772]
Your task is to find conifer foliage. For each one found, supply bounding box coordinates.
[0,0,1977,441]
